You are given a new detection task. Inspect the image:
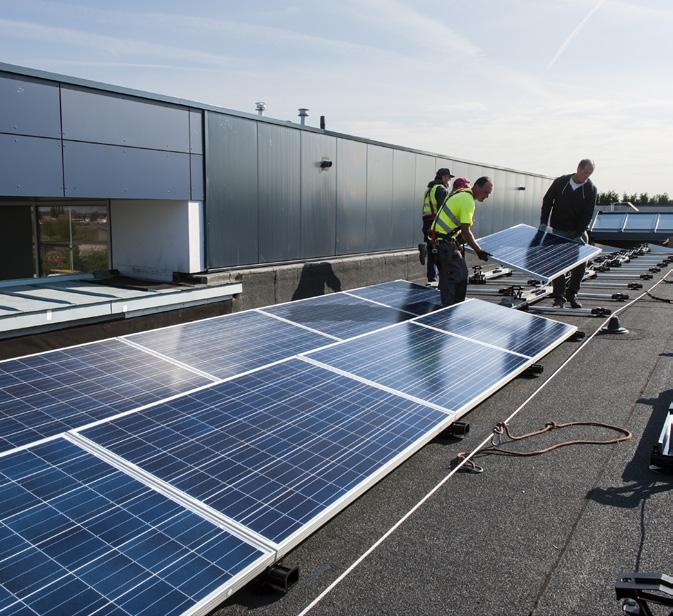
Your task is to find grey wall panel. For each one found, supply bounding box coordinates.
[448,159,471,184]
[336,138,367,255]
[205,113,258,267]
[63,141,190,199]
[0,73,61,138]
[365,145,394,251]
[435,158,453,174]
[190,154,204,201]
[0,134,63,197]
[493,168,509,231]
[61,86,190,152]
[414,154,436,245]
[189,109,203,154]
[392,149,416,249]
[258,124,301,263]
[301,132,337,258]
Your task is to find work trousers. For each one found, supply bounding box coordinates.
[551,230,589,300]
[437,239,468,307]
[422,219,438,282]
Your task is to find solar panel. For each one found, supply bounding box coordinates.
[80,359,448,547]
[0,340,209,454]
[415,299,576,358]
[125,310,332,380]
[260,292,411,340]
[307,322,530,412]
[347,280,442,315]
[655,213,673,234]
[591,212,673,241]
[0,438,270,616]
[474,224,601,283]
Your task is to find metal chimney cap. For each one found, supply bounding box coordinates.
[298,108,309,116]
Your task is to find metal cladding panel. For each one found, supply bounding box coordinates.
[468,164,491,237]
[63,141,190,199]
[365,145,394,251]
[61,86,190,152]
[534,176,547,225]
[301,132,337,259]
[0,73,61,138]
[491,168,508,232]
[392,149,416,248]
[205,112,259,267]
[189,109,203,154]
[190,154,204,201]
[0,134,63,197]
[258,124,301,263]
[435,158,453,173]
[336,138,367,254]
[413,154,436,246]
[448,160,471,184]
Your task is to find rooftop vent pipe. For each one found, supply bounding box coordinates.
[298,108,309,126]
[255,102,266,116]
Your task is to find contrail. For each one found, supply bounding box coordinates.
[545,0,607,72]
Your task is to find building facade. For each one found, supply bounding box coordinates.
[0,62,552,282]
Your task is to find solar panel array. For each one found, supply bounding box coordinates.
[474,224,601,283]
[590,211,673,241]
[0,279,577,614]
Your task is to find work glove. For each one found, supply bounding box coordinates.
[476,249,491,262]
[538,223,548,233]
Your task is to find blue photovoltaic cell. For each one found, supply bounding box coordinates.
[625,213,658,230]
[260,293,410,339]
[0,340,209,453]
[126,310,331,380]
[591,213,627,231]
[415,299,575,358]
[82,359,447,544]
[308,322,528,411]
[0,438,266,616]
[475,224,601,282]
[348,281,442,315]
[656,213,673,233]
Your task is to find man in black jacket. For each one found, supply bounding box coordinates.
[539,159,597,308]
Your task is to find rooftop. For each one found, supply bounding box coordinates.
[213,253,673,616]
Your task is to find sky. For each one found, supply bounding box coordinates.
[1,0,671,195]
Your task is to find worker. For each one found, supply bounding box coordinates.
[419,168,454,285]
[430,176,493,307]
[450,176,471,195]
[539,159,597,308]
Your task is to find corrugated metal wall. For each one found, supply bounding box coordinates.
[205,107,553,268]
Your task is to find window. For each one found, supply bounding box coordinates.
[36,202,110,275]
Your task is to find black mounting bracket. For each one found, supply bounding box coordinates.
[615,572,673,615]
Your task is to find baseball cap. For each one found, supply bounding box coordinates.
[452,177,470,190]
[436,168,454,178]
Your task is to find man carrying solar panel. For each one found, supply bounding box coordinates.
[539,159,597,308]
[430,176,493,306]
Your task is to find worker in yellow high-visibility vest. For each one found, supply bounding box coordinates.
[419,168,453,284]
[430,176,494,307]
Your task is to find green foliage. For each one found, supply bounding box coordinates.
[598,191,672,206]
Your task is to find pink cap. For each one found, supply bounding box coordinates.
[453,177,470,190]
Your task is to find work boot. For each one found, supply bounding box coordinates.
[565,292,582,309]
[418,243,427,265]
[552,297,565,308]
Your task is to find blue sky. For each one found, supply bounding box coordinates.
[1,0,671,195]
